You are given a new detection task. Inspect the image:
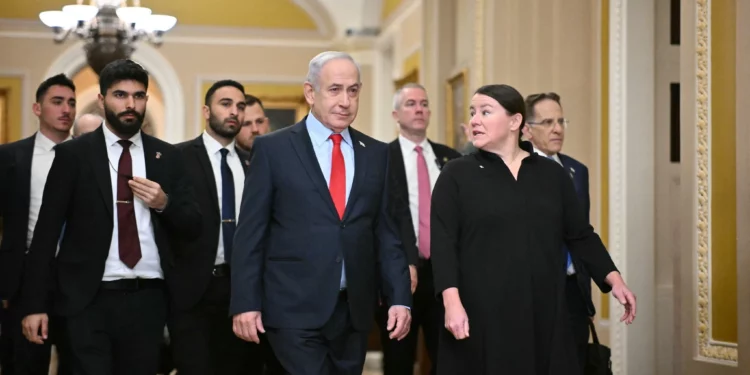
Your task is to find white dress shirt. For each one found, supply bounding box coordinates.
[27,131,71,249]
[202,131,245,265]
[398,135,441,251]
[101,124,162,280]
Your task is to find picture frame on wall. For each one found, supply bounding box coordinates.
[445,68,469,148]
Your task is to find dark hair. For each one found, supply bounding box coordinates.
[98,59,149,95]
[36,74,76,103]
[204,80,245,105]
[474,84,526,145]
[525,92,562,121]
[244,94,264,109]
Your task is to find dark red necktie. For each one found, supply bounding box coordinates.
[117,140,141,268]
[329,134,346,219]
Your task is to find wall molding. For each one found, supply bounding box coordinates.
[44,41,186,143]
[473,0,485,88]
[694,0,738,363]
[608,0,625,367]
[0,69,32,137]
[375,0,421,49]
[608,0,657,373]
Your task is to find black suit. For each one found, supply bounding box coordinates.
[378,139,461,375]
[168,135,281,375]
[0,134,70,375]
[231,118,411,374]
[19,127,201,375]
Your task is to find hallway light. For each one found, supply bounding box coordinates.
[38,0,177,75]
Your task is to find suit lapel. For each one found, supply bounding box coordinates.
[343,129,368,220]
[191,136,220,214]
[16,135,35,218]
[289,121,340,219]
[388,140,407,189]
[88,127,113,217]
[559,154,579,191]
[429,141,451,169]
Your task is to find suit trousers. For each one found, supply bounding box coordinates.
[3,296,69,375]
[168,273,282,375]
[566,274,591,375]
[377,260,441,375]
[62,280,167,375]
[266,291,369,375]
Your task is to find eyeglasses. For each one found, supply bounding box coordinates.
[527,118,569,129]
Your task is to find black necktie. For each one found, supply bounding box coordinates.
[219,149,236,263]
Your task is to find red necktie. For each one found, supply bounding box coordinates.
[329,134,346,219]
[117,140,141,268]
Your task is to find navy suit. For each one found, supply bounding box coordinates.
[558,153,600,373]
[230,116,411,374]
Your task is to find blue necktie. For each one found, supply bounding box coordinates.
[219,149,236,263]
[546,154,574,272]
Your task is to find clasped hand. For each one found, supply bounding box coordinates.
[128,177,167,211]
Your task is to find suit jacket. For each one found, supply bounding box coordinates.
[0,135,37,300]
[559,153,597,316]
[19,126,201,317]
[169,135,250,312]
[230,118,411,332]
[386,139,462,266]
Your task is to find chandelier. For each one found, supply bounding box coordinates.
[39,0,177,75]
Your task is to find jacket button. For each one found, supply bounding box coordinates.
[335,255,343,263]
[340,223,346,228]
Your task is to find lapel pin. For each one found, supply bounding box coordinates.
[442,156,449,163]
[155,151,162,159]
[359,140,366,147]
[569,167,575,174]
[244,160,250,166]
[479,165,484,169]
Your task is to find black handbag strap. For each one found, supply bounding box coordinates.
[588,318,601,345]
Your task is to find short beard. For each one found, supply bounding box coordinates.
[104,106,145,138]
[208,113,241,139]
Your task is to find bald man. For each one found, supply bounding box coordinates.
[72,113,103,137]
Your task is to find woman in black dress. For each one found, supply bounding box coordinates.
[431,84,636,375]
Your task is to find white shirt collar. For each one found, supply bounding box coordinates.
[35,130,71,152]
[532,145,562,165]
[102,121,143,148]
[398,134,430,155]
[202,131,237,157]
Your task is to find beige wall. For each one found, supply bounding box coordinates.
[0,21,374,143]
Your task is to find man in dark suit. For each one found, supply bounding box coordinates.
[18,59,201,375]
[230,51,412,375]
[169,79,280,375]
[379,83,461,375]
[0,73,77,375]
[523,92,594,372]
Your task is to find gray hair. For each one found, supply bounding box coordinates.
[392,83,428,110]
[306,51,361,91]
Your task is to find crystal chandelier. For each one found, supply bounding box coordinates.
[39,0,177,75]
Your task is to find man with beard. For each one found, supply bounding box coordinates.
[18,59,201,375]
[236,94,270,152]
[168,80,280,375]
[0,73,76,375]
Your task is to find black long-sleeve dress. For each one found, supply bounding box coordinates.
[430,142,618,375]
